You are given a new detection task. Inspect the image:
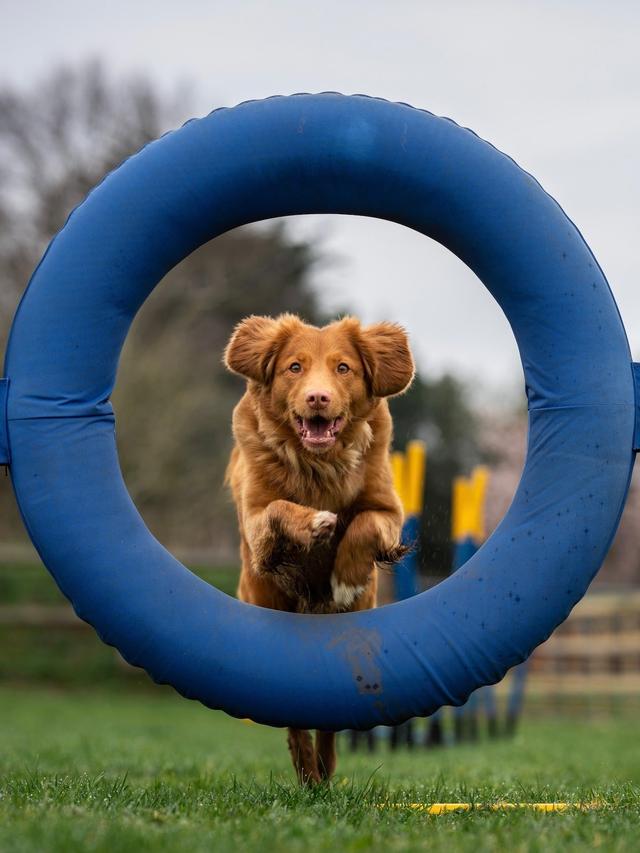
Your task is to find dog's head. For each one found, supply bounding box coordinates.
[224,314,414,454]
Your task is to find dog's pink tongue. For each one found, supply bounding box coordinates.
[304,417,329,438]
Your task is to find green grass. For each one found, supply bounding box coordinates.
[1,687,639,851]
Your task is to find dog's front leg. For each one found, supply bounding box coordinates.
[245,499,337,574]
[330,508,404,610]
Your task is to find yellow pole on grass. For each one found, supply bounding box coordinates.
[391,441,426,515]
[452,465,490,544]
[405,440,426,515]
[391,450,406,510]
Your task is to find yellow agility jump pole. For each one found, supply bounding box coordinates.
[451,465,489,570]
[391,440,426,600]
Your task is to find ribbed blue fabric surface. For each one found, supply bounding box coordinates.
[3,94,635,729]
[0,379,9,465]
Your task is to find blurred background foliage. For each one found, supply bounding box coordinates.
[0,62,481,574]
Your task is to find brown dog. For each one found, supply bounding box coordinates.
[224,313,414,784]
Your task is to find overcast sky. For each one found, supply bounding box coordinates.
[2,1,639,398]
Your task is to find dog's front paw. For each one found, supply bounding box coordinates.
[330,574,366,610]
[311,511,337,543]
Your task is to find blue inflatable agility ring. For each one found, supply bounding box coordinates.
[2,94,638,730]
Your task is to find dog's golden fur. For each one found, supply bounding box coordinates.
[224,313,414,784]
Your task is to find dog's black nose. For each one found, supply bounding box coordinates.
[306,390,331,409]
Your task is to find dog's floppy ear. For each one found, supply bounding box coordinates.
[223,315,282,383]
[358,321,415,397]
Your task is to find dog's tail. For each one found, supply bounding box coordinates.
[375,541,413,568]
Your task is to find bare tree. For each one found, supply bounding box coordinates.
[0,61,171,345]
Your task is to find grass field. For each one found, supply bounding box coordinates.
[1,686,639,852]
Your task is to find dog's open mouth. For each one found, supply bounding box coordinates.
[294,414,344,450]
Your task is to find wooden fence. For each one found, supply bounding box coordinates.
[520,589,640,715]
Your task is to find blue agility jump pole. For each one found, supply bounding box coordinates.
[451,468,495,739]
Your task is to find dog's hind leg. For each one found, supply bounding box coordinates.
[287,728,320,785]
[315,731,336,781]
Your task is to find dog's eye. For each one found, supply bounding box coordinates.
[289,362,302,373]
[337,363,350,374]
